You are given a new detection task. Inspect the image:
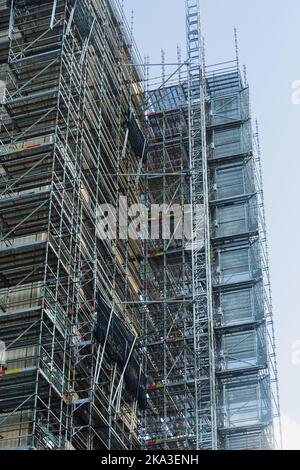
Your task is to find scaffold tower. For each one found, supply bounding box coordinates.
[0,0,281,451]
[140,0,281,451]
[0,0,147,450]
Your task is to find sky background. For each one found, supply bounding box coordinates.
[123,0,300,450]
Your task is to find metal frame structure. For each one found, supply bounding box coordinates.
[206,59,279,449]
[140,0,280,451]
[0,0,146,450]
[0,0,281,451]
[186,0,217,449]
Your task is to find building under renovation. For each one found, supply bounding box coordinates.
[0,0,280,450]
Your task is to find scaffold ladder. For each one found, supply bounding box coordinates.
[185,0,217,450]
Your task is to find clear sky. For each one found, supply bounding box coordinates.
[123,0,300,450]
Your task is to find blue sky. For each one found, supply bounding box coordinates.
[124,0,300,449]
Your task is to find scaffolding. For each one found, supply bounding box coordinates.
[0,0,281,451]
[206,59,281,449]
[0,0,146,450]
[139,0,280,451]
